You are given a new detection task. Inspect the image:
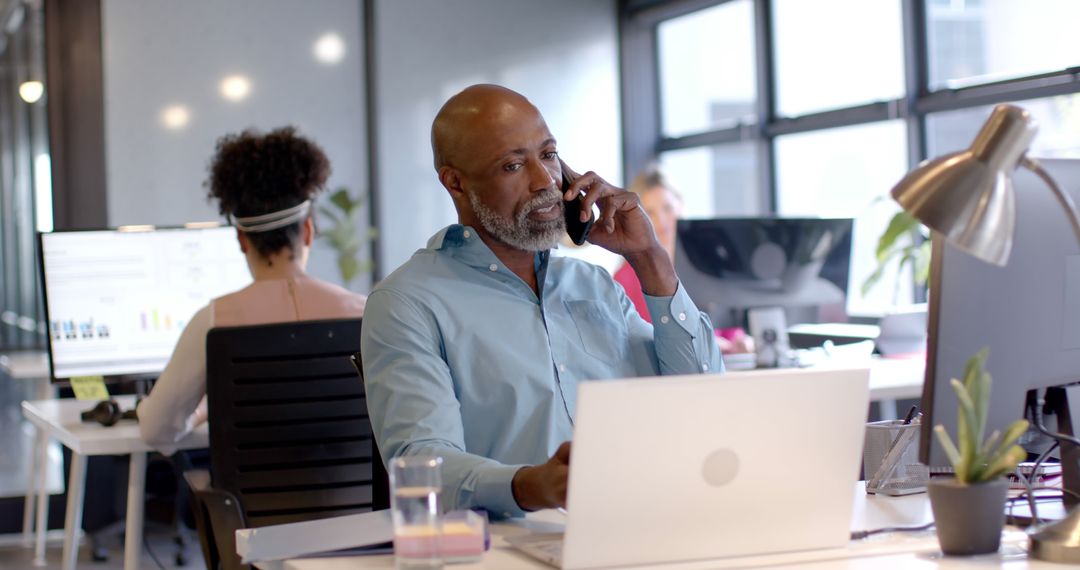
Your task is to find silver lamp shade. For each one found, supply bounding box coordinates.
[890,104,1036,266]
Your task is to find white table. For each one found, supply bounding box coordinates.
[254,483,1054,569]
[866,357,925,420]
[21,396,209,570]
[0,350,50,380]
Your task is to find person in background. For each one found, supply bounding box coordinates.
[613,166,754,354]
[139,127,366,452]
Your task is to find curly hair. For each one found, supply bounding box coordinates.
[206,126,331,259]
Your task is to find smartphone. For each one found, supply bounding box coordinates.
[563,173,595,246]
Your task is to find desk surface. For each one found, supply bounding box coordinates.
[866,356,925,401]
[0,350,49,380]
[254,483,1052,569]
[21,395,208,455]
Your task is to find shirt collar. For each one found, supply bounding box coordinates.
[426,224,552,273]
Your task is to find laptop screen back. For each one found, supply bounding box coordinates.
[563,368,869,569]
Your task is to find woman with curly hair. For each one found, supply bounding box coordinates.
[140,127,366,449]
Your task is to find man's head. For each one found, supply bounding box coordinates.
[431,84,565,252]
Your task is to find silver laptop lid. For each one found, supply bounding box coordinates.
[563,367,870,569]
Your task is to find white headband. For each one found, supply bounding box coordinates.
[233,200,312,233]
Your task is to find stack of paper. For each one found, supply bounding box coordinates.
[235,510,393,564]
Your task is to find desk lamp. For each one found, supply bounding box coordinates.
[890,103,1080,563]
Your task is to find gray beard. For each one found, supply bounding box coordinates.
[468,188,566,252]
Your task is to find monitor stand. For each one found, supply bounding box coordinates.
[1044,385,1080,508]
[1005,385,1080,526]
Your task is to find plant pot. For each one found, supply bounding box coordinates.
[927,477,1009,555]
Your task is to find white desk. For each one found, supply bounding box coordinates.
[21,396,208,570]
[254,483,1053,569]
[0,350,50,380]
[866,357,925,420]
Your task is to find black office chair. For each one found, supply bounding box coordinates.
[185,318,390,570]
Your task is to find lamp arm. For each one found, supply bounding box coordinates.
[1022,156,1080,245]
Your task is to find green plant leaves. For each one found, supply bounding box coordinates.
[876,211,920,262]
[862,209,931,299]
[317,186,372,290]
[937,348,1029,484]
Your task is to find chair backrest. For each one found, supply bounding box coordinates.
[205,318,389,528]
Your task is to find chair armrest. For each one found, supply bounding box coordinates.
[197,487,249,570]
[183,469,211,492]
[183,470,249,570]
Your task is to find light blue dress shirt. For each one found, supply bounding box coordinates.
[361,225,723,517]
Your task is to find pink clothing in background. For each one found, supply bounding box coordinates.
[613,261,651,324]
[615,260,745,343]
[139,275,365,452]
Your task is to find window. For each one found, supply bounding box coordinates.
[658,0,757,137]
[775,121,911,315]
[773,0,904,117]
[927,0,1080,90]
[659,142,761,217]
[927,94,1080,158]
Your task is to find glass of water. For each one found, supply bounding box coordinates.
[389,455,443,569]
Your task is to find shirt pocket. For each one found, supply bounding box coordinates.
[563,299,628,363]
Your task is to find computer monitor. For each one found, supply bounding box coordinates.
[921,158,1080,496]
[39,226,251,381]
[673,217,854,329]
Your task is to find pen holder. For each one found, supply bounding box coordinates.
[864,420,928,496]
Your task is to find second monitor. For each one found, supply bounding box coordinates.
[674,217,854,330]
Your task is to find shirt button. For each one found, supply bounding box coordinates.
[488,264,498,272]
[558,364,566,373]
[678,312,687,321]
[660,315,670,324]
[463,230,471,238]
[702,363,710,372]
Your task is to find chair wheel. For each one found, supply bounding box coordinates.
[91,545,109,562]
[175,552,187,566]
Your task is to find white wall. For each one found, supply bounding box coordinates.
[101,0,369,290]
[373,0,623,275]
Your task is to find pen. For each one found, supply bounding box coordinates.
[902,405,919,425]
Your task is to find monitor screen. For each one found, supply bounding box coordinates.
[921,158,1080,467]
[673,217,854,328]
[39,226,252,380]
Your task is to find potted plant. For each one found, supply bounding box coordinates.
[318,187,376,291]
[862,209,931,301]
[928,347,1029,555]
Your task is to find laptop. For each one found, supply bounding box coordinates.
[508,367,870,569]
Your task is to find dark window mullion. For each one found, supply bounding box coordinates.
[657,126,744,152]
[755,0,776,214]
[902,0,928,167]
[915,69,1080,114]
[766,101,896,137]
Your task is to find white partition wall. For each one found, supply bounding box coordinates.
[101,0,369,290]
[372,0,622,275]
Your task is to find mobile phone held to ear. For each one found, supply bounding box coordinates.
[563,173,595,246]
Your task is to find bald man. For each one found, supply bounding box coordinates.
[361,85,723,517]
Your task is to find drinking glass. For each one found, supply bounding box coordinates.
[389,455,443,569]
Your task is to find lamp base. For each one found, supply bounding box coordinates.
[1028,505,1080,563]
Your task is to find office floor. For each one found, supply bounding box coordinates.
[0,525,207,569]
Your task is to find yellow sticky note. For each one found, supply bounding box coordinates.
[70,376,109,401]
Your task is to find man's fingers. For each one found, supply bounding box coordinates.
[573,172,613,219]
[554,441,572,464]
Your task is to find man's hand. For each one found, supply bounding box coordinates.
[512,441,571,511]
[562,160,677,296]
[561,160,656,256]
